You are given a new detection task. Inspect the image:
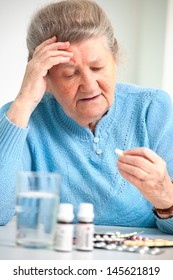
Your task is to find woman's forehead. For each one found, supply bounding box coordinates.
[67,37,111,59]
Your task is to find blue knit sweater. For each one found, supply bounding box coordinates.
[1,83,173,233]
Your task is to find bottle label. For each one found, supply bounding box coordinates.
[54,224,74,252]
[76,223,94,251]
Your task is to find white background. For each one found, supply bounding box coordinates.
[0,0,173,107]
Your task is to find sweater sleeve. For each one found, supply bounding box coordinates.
[0,104,29,225]
[154,213,173,234]
[147,90,173,234]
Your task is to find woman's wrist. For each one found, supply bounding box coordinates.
[7,95,35,128]
[154,204,173,219]
[153,179,173,219]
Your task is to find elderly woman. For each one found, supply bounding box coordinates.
[0,0,173,233]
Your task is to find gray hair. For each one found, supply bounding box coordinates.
[26,0,118,61]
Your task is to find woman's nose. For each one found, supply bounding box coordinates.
[79,72,98,93]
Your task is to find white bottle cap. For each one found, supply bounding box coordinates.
[58,203,74,222]
[77,203,94,222]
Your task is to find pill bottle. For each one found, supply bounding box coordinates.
[76,203,94,251]
[54,203,74,252]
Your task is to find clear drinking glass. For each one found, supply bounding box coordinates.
[15,172,61,248]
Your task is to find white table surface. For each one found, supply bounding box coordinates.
[0,218,173,260]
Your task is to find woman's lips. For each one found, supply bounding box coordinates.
[80,94,101,102]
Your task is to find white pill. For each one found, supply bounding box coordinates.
[115,149,124,156]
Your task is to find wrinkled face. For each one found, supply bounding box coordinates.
[48,36,117,129]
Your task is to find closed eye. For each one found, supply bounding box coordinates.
[63,71,79,78]
[66,73,75,78]
[91,66,104,71]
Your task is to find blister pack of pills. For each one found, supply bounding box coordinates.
[93,231,173,255]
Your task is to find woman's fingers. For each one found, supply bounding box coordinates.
[16,37,74,116]
[116,147,173,208]
[117,159,151,181]
[117,147,166,182]
[37,50,73,64]
[33,36,56,54]
[123,147,162,164]
[34,37,71,58]
[118,169,142,190]
[38,55,71,77]
[31,38,73,75]
[117,155,154,175]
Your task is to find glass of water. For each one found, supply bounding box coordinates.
[15,172,61,248]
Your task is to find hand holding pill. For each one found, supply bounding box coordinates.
[115,147,173,212]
